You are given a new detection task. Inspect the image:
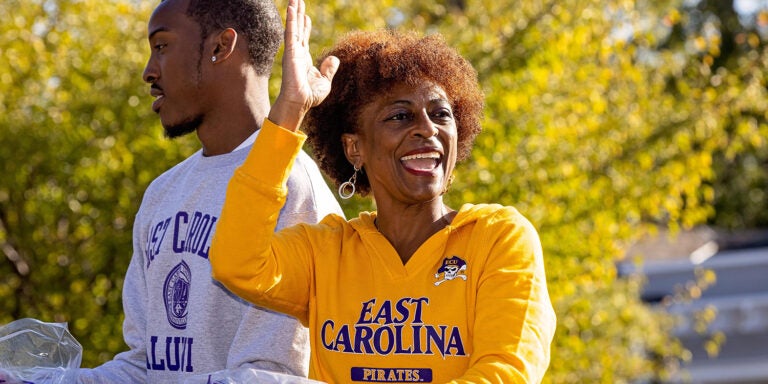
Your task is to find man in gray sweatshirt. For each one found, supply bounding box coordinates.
[73,0,343,382]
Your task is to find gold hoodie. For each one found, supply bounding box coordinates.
[211,120,556,384]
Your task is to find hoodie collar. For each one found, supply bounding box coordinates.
[348,203,496,234]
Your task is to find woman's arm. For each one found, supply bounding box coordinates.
[210,0,338,323]
[210,119,312,322]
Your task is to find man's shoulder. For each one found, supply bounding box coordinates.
[283,150,343,219]
[285,150,326,188]
[136,152,198,211]
[292,149,323,173]
[147,150,203,185]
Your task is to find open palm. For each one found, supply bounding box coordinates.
[270,0,338,131]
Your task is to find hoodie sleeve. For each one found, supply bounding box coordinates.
[210,119,317,325]
[450,207,556,384]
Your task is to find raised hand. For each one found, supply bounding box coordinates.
[268,0,339,132]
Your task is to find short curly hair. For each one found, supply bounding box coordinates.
[184,0,283,76]
[304,30,484,196]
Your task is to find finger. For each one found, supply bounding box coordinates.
[303,14,311,48]
[285,0,298,49]
[297,0,306,43]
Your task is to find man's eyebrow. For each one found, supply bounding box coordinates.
[148,26,169,40]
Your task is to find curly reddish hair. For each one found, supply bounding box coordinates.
[304,30,484,196]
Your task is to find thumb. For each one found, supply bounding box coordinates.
[319,56,340,82]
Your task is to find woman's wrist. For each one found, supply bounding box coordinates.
[268,94,309,132]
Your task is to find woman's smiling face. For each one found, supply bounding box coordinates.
[345,81,458,204]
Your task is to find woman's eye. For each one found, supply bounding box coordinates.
[154,43,167,51]
[432,109,453,120]
[386,112,409,121]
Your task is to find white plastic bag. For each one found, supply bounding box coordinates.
[0,318,82,384]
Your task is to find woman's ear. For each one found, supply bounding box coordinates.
[341,133,361,168]
[210,28,238,63]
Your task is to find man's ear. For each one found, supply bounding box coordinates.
[211,28,238,63]
[341,133,362,168]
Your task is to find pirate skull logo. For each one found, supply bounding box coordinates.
[435,256,467,286]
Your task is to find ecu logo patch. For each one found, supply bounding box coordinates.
[434,256,467,286]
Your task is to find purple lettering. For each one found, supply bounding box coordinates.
[353,325,374,354]
[394,325,412,354]
[373,326,394,355]
[321,320,335,350]
[445,327,465,356]
[185,337,193,372]
[173,212,188,253]
[146,218,171,268]
[197,217,216,259]
[356,299,376,324]
[149,336,165,370]
[425,325,447,357]
[410,297,429,324]
[372,300,393,325]
[334,324,352,352]
[412,324,424,354]
[185,212,203,254]
[394,298,410,324]
[165,337,181,371]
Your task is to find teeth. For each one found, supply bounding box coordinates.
[400,152,440,161]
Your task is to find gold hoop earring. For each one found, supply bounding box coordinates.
[338,166,359,200]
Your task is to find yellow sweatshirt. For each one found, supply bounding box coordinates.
[211,120,556,384]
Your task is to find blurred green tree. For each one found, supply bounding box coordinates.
[1,0,765,381]
[0,0,198,365]
[661,0,768,229]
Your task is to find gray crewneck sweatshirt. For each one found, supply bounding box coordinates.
[74,139,343,383]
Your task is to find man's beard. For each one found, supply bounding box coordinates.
[163,115,203,139]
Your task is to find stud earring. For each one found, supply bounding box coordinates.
[211,56,217,63]
[338,165,360,200]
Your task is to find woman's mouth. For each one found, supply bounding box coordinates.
[400,151,441,173]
